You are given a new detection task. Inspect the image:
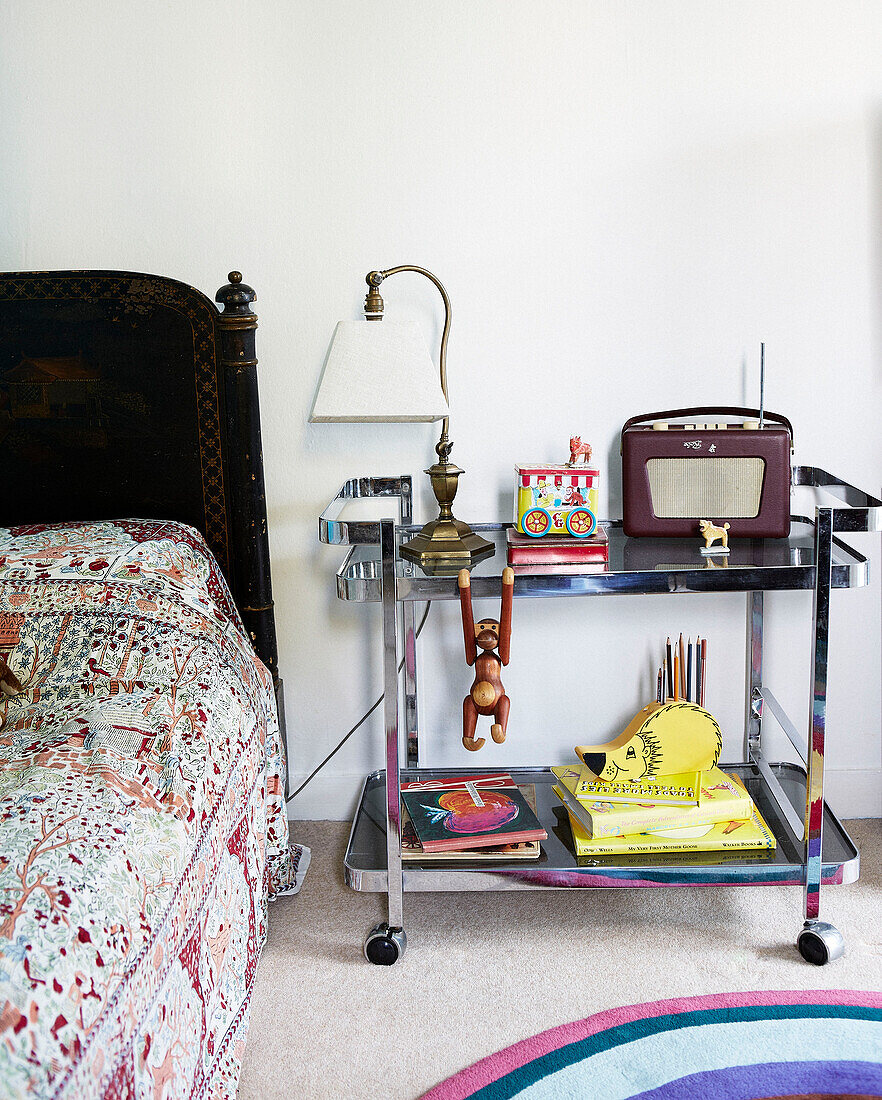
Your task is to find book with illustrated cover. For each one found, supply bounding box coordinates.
[401,783,546,853]
[553,767,753,839]
[401,785,541,860]
[400,772,516,792]
[555,792,777,856]
[551,764,701,806]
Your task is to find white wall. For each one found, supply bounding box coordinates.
[3,1,880,819]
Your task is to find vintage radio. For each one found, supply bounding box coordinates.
[621,406,793,539]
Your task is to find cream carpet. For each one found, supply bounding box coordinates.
[238,818,881,1100]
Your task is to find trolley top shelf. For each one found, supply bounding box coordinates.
[320,468,880,604]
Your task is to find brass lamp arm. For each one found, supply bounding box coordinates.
[362,264,494,570]
[365,266,451,415]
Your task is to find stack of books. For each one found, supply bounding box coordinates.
[506,525,609,574]
[550,763,777,857]
[400,773,546,861]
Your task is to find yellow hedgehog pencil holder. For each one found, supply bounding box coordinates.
[575,700,723,783]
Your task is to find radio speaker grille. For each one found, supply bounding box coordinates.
[646,456,765,518]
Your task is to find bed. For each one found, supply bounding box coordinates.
[0,270,307,1098]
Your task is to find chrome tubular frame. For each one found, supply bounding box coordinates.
[321,467,880,955]
[805,506,832,921]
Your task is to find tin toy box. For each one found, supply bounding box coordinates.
[515,461,600,538]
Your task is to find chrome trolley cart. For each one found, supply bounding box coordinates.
[319,470,880,965]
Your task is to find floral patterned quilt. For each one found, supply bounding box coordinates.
[0,519,308,1099]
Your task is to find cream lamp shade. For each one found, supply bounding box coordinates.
[309,320,449,423]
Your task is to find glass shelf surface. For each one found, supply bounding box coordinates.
[344,763,859,892]
[335,520,869,602]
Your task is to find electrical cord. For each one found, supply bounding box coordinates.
[286,602,432,801]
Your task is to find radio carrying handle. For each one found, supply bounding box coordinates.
[620,406,794,451]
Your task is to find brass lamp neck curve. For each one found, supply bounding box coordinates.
[364,266,450,406]
[361,264,492,570]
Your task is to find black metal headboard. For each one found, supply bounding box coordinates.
[0,270,279,682]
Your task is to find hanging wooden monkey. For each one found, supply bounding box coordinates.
[457,567,514,751]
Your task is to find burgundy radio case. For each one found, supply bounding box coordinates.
[621,406,793,539]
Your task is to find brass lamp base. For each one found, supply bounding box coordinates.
[399,460,495,572]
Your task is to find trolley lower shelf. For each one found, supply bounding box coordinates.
[344,762,859,892]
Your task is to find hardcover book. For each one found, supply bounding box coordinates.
[400,772,516,793]
[550,764,701,805]
[556,794,777,856]
[553,767,753,839]
[401,783,546,853]
[506,526,609,565]
[509,562,610,576]
[401,785,541,860]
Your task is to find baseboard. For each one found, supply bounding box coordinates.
[286,771,366,822]
[287,767,882,823]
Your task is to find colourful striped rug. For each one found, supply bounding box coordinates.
[421,990,882,1100]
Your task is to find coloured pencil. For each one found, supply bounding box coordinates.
[665,638,674,698]
[678,633,686,699]
[673,653,680,700]
[656,666,664,704]
[700,637,707,706]
[686,637,693,702]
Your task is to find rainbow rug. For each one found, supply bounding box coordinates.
[422,989,882,1100]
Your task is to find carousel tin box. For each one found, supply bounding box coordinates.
[515,439,600,538]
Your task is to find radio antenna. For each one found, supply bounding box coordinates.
[759,342,765,430]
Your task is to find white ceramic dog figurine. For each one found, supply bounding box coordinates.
[699,519,730,552]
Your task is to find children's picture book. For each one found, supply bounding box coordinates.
[400,772,516,792]
[553,767,753,839]
[401,785,542,861]
[401,783,546,853]
[573,842,778,868]
[556,793,777,856]
[551,764,701,806]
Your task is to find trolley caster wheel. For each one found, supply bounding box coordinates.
[797,920,844,965]
[364,922,407,965]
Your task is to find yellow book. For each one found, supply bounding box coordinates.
[555,790,777,856]
[550,764,701,805]
[554,767,753,839]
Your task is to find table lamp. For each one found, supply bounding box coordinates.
[311,265,494,570]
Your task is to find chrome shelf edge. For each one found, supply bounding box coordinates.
[792,465,882,533]
[319,475,413,546]
[343,764,859,894]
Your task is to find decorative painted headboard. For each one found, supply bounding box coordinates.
[0,269,279,682]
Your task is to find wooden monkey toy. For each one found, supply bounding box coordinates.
[457,567,514,751]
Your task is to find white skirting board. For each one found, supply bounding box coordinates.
[287,766,882,823]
